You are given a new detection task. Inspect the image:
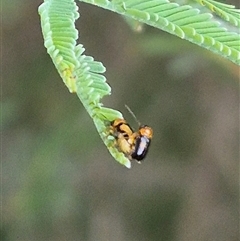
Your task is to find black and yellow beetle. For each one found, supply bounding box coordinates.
[110,107,153,162]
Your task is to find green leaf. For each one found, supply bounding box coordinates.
[79,0,240,65]
[194,0,240,27]
[38,0,132,168]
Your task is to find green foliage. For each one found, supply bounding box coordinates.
[39,0,239,168]
[80,0,240,65]
[193,0,240,26]
[39,0,131,168]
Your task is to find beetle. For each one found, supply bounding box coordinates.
[110,118,135,155]
[110,106,153,162]
[131,125,153,162]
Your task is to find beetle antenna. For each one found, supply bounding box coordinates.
[125,104,141,126]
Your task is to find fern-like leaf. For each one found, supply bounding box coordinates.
[79,0,240,65]
[39,0,79,92]
[39,0,132,168]
[194,0,240,27]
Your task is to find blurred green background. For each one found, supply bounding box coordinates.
[2,1,239,241]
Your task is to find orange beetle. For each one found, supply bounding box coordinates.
[131,125,153,162]
[110,112,153,162]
